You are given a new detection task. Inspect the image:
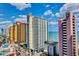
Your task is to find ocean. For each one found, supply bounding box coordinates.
[49,31,79,44]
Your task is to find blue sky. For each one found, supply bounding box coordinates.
[0,3,65,32]
[0,3,79,32]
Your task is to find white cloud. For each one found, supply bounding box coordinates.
[0,20,13,30]
[11,16,15,18]
[7,23,13,27]
[0,21,13,36]
[10,3,31,10]
[51,13,54,17]
[48,21,58,25]
[15,15,27,23]
[59,3,79,31]
[18,15,27,18]
[15,18,27,23]
[44,10,53,16]
[0,19,12,29]
[46,5,50,7]
[0,21,12,25]
[55,12,60,17]
[60,4,79,12]
[43,9,55,20]
[59,3,79,18]
[48,21,58,32]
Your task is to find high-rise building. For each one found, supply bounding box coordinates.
[47,41,58,56]
[59,12,78,56]
[27,14,48,51]
[9,22,26,44]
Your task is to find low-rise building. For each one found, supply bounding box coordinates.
[46,41,58,56]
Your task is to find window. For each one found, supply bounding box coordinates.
[63,45,67,47]
[63,21,66,24]
[63,33,67,35]
[73,32,75,34]
[73,35,75,37]
[73,29,75,31]
[63,33,67,34]
[73,27,75,29]
[73,49,75,52]
[73,47,76,48]
[73,24,75,26]
[63,52,67,55]
[63,36,67,39]
[73,21,75,23]
[73,19,75,20]
[63,50,67,52]
[73,44,75,45]
[73,38,75,40]
[63,40,67,42]
[63,42,67,44]
[62,23,66,26]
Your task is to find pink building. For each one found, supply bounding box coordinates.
[59,12,78,56]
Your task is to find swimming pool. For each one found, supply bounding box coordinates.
[1,43,9,48]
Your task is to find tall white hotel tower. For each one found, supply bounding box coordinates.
[27,13,48,51]
[59,12,78,56]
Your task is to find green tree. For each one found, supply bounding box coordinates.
[3,39,6,44]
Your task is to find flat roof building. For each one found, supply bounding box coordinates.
[27,14,48,51]
[59,12,78,56]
